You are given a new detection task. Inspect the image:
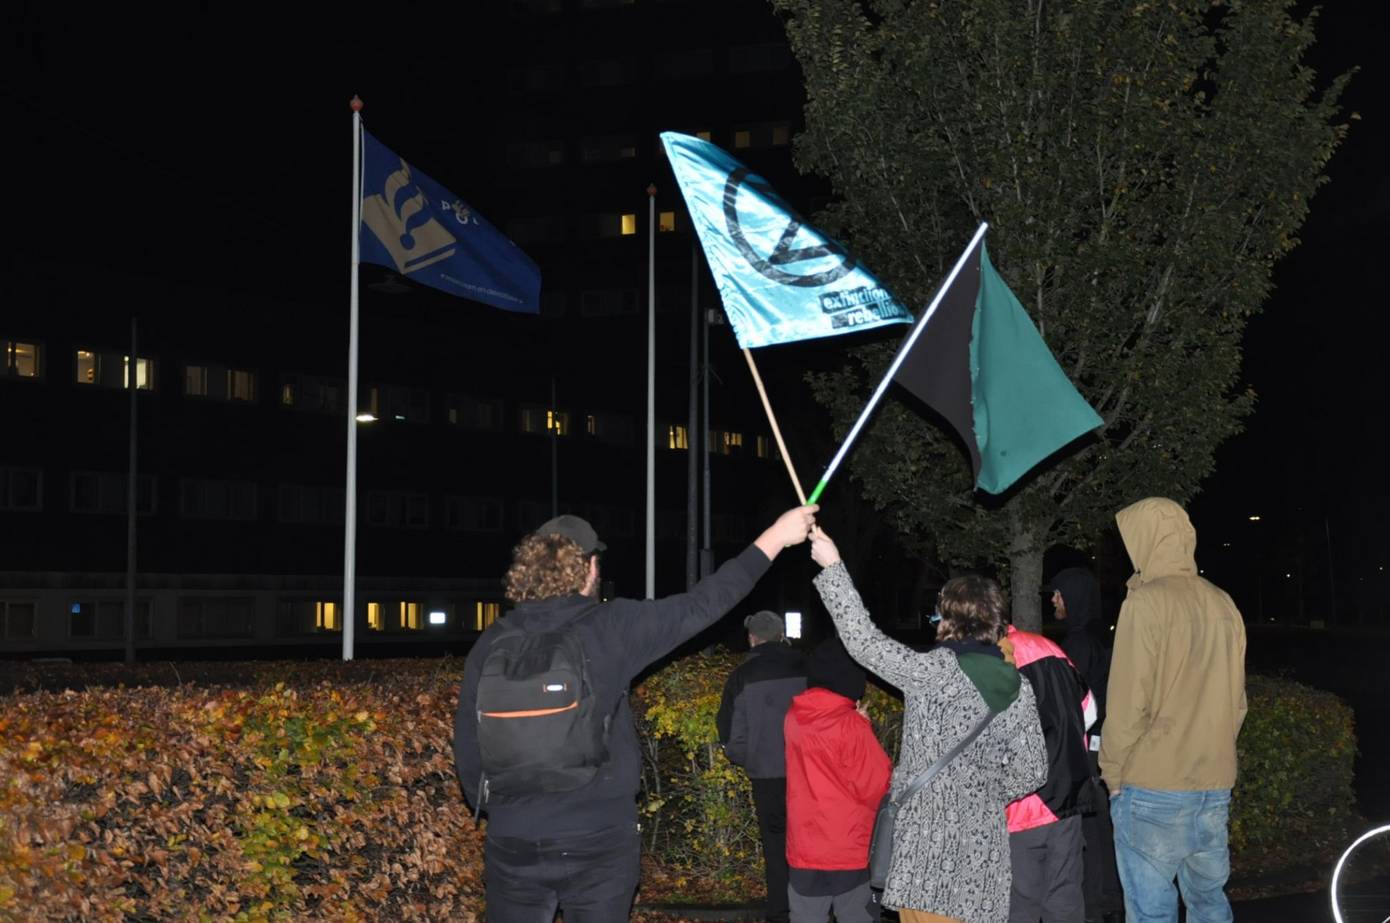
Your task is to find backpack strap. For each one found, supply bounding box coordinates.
[890,708,999,808]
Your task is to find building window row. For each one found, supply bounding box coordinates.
[2,340,40,378]
[508,211,681,245]
[0,593,511,642]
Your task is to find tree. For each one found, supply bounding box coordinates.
[771,0,1350,629]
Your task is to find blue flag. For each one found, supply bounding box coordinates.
[359,131,540,313]
[661,132,911,348]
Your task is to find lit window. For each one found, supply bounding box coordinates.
[367,602,384,631]
[75,349,154,390]
[696,130,712,141]
[316,601,339,630]
[230,370,256,402]
[186,365,209,396]
[474,601,502,631]
[658,211,677,233]
[755,435,780,460]
[586,414,598,436]
[734,130,752,149]
[281,383,295,406]
[399,602,422,630]
[2,340,40,378]
[428,609,448,626]
[547,409,570,435]
[723,431,744,454]
[621,213,638,236]
[667,424,689,450]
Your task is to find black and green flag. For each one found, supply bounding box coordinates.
[891,230,1102,494]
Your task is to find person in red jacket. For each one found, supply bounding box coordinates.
[784,637,892,923]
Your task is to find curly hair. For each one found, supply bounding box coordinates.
[935,574,1007,644]
[504,532,592,603]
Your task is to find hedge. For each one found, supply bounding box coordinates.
[0,658,1360,919]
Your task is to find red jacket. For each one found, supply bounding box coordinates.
[784,687,892,870]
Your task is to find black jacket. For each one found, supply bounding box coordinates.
[454,543,771,837]
[716,641,806,779]
[1052,566,1111,736]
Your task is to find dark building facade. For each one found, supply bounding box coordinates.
[1,0,842,656]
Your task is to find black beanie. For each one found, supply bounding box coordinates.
[807,638,867,702]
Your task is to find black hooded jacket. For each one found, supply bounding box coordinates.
[1052,567,1111,735]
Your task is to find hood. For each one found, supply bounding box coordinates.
[788,686,858,722]
[939,640,1020,712]
[1116,497,1198,586]
[1050,566,1102,632]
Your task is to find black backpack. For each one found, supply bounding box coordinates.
[474,606,613,801]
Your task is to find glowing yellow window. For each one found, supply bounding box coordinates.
[667,424,688,450]
[400,602,421,630]
[124,356,153,390]
[367,602,383,631]
[76,350,97,384]
[695,130,712,141]
[723,431,744,453]
[734,130,751,149]
[620,213,638,236]
[474,601,501,631]
[547,410,570,435]
[315,601,339,631]
[658,211,676,233]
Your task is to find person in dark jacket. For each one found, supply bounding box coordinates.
[784,638,891,923]
[717,610,808,923]
[1049,566,1122,923]
[454,505,818,923]
[1003,625,1096,923]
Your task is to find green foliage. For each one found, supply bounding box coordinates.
[1231,674,1358,870]
[771,0,1351,627]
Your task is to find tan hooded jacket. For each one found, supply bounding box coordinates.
[1099,498,1247,792]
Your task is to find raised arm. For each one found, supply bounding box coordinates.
[810,527,940,691]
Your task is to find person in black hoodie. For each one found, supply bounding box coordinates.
[716,610,808,923]
[1049,566,1123,923]
[454,505,818,923]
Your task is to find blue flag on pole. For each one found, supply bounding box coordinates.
[359,130,540,313]
[661,131,912,348]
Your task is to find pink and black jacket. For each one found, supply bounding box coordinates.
[1005,625,1098,833]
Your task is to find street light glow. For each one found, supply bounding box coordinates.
[1248,515,1261,521]
[355,412,378,422]
[785,611,802,639]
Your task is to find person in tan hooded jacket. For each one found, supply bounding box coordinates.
[1100,497,1247,923]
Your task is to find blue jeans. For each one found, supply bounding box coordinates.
[1111,787,1233,923]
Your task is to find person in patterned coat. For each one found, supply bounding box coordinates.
[809,526,1048,923]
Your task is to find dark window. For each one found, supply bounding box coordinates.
[366,491,430,529]
[71,472,156,515]
[0,468,42,511]
[277,485,345,524]
[181,478,258,520]
[445,496,505,532]
[177,597,254,639]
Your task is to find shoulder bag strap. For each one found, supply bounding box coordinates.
[891,708,1000,807]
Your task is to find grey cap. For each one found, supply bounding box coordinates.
[535,514,607,555]
[743,610,785,642]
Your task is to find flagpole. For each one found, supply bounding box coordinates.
[124,315,138,666]
[686,240,700,589]
[645,184,657,599]
[806,221,989,505]
[343,96,364,661]
[741,349,806,504]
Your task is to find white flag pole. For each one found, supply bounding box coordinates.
[343,96,364,661]
[806,221,989,505]
[645,185,657,599]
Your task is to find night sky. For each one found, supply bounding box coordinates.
[5,2,1388,624]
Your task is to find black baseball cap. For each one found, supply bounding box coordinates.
[535,514,606,555]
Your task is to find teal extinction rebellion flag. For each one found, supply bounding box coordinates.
[891,232,1103,494]
[360,130,540,312]
[660,131,912,348]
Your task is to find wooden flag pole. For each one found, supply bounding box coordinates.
[742,348,807,504]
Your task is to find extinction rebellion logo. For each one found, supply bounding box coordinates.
[721,166,909,329]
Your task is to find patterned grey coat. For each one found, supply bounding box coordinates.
[814,563,1047,922]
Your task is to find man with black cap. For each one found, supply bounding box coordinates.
[783,638,891,923]
[716,610,808,923]
[455,504,818,923]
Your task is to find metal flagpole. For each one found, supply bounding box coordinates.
[686,240,700,589]
[701,303,713,578]
[645,185,657,599]
[343,96,364,661]
[124,316,138,665]
[807,222,989,505]
[741,348,806,504]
